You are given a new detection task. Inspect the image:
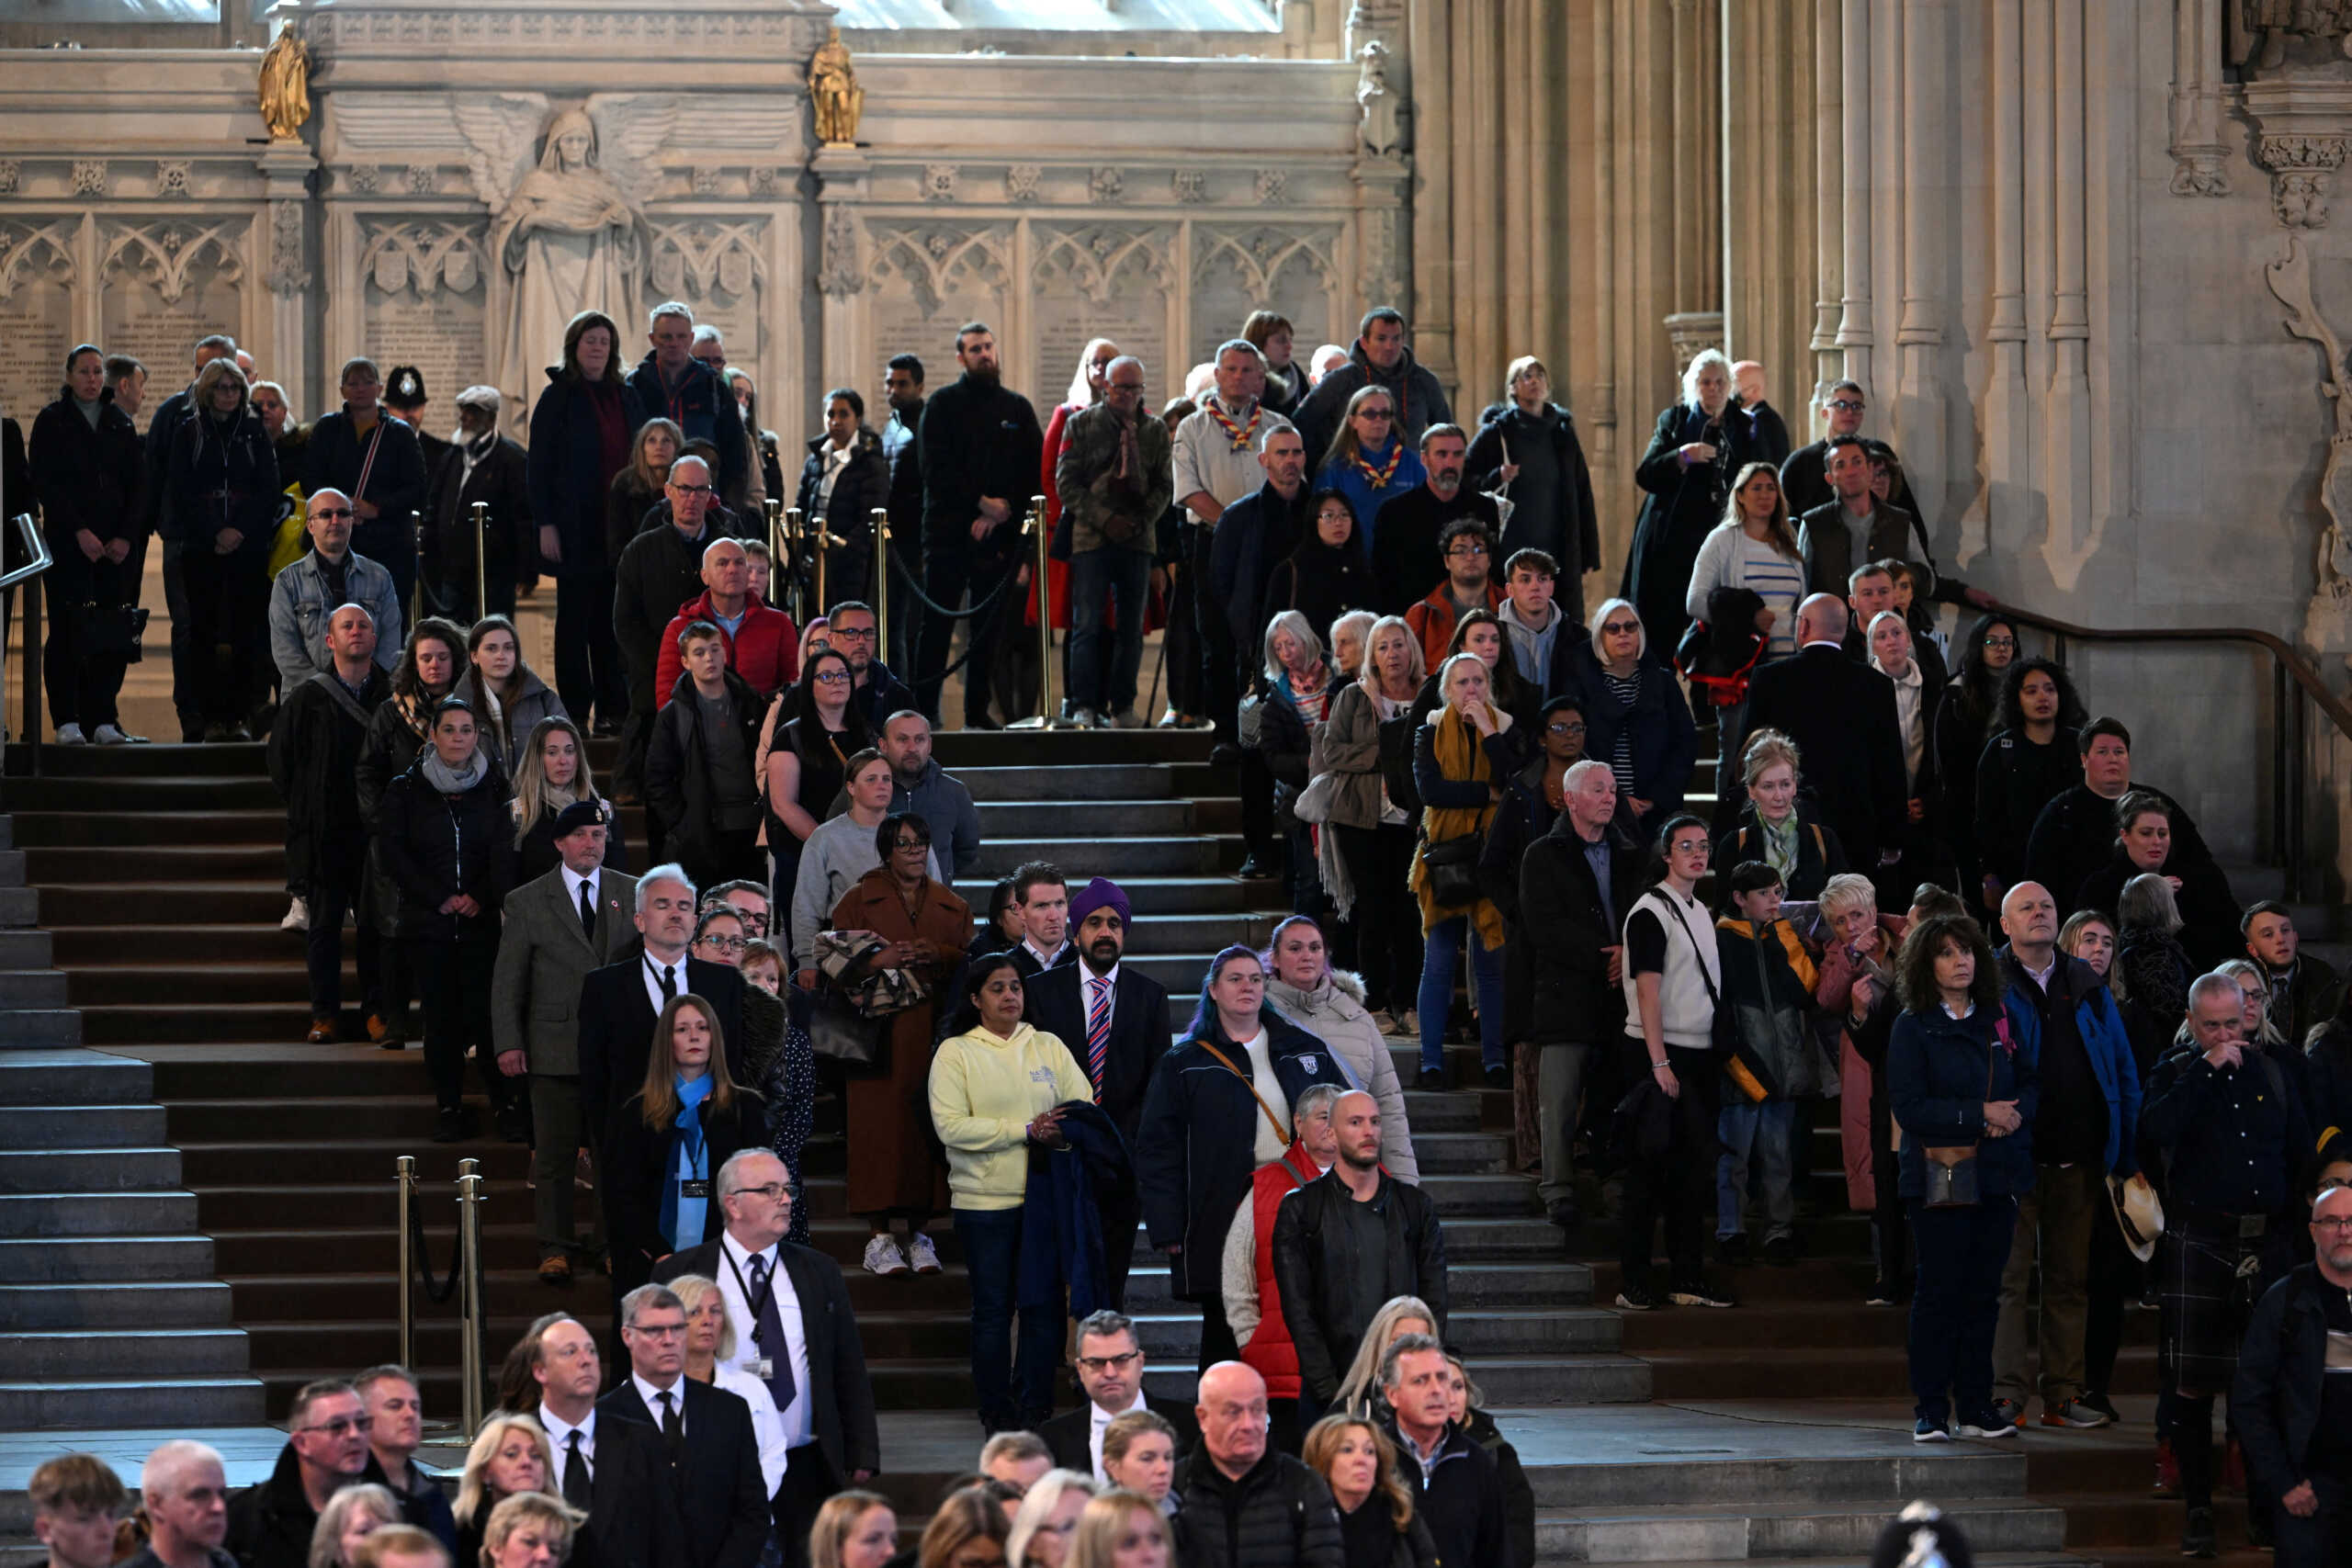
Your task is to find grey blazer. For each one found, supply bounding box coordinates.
[489,866,639,1074]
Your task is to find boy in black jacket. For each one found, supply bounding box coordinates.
[1714,862,1823,1267]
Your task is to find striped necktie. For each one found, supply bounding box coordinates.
[1086,976,1113,1100]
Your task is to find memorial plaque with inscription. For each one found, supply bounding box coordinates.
[0,279,74,429]
[364,293,485,434]
[1192,228,1335,372]
[1032,227,1172,401]
[103,297,242,436]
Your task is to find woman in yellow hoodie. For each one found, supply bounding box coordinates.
[929,951,1095,1434]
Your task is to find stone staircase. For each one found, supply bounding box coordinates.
[0,728,2088,1567]
[0,790,265,1437]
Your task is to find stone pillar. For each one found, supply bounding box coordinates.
[1834,0,1874,398]
[812,144,869,420]
[256,140,317,419]
[1894,0,1947,525]
[1972,0,2030,569]
[1720,0,1817,427]
[1405,0,1456,389]
[1807,0,1842,434]
[2043,0,2094,585]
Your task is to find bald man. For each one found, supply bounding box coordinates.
[1736,592,1907,874]
[1170,1363,1341,1566]
[652,536,798,703]
[2233,1186,2352,1566]
[269,488,404,689]
[123,1443,232,1568]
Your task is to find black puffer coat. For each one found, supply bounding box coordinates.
[373,750,515,942]
[1169,1448,1343,1568]
[28,385,147,550]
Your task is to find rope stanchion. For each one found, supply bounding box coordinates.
[1010,496,1077,730]
[883,535,1024,686]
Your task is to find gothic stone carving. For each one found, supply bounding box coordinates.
[155,161,193,198]
[101,219,247,305]
[2266,233,2352,657]
[2259,134,2349,227]
[1356,40,1400,157]
[267,202,305,294]
[0,163,17,196]
[1171,170,1206,205]
[1253,168,1288,206]
[1089,166,1125,204]
[1004,165,1040,203]
[72,161,106,197]
[347,165,383,195]
[819,206,861,299]
[922,164,958,203]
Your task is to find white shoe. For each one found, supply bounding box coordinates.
[1108,708,1141,729]
[54,724,85,746]
[1065,705,1097,728]
[862,1234,909,1275]
[92,723,143,745]
[280,897,311,933]
[906,1233,943,1274]
[1155,709,1184,728]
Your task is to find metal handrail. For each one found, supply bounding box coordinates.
[1993,600,2348,900]
[2,512,53,592]
[4,513,54,773]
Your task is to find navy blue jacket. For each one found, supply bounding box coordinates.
[1997,946,2142,1176]
[1887,1000,2039,1200]
[1557,641,1698,835]
[526,371,650,578]
[2233,1262,2351,1500]
[2141,1043,2312,1214]
[625,352,745,501]
[303,407,427,543]
[1018,1099,1132,1317]
[1136,1009,1352,1300]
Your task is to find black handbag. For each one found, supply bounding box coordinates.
[74,601,150,663]
[1419,830,1483,910]
[1378,711,1421,818]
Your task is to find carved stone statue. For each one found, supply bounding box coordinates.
[1357,39,1400,158]
[256,22,311,142]
[809,28,864,147]
[2233,0,2352,71]
[455,96,672,412]
[2266,235,2352,652]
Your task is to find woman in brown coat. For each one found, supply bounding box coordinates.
[829,810,969,1277]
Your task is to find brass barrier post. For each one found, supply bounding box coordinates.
[395,1156,416,1371]
[764,499,782,606]
[1009,496,1072,729]
[469,502,489,625]
[783,508,804,623]
[458,1158,483,1437]
[870,508,889,659]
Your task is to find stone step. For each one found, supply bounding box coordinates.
[0,1190,198,1237]
[0,1047,147,1103]
[0,972,67,1007]
[1139,1355,1654,1405]
[0,1375,266,1429]
[0,1327,250,1379]
[0,931,53,968]
[0,1279,237,1328]
[0,1147,181,1192]
[1540,1497,2069,1562]
[0,1102,165,1148]
[0,1234,217,1283]
[0,1009,74,1046]
[1118,1259,1594,1310]
[1128,1305,1623,1359]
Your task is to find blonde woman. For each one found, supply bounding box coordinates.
[1062,1490,1170,1568]
[510,716,627,883]
[308,1484,400,1568]
[1713,727,1849,901]
[808,1491,897,1568]
[1313,385,1424,532]
[1098,1411,1178,1517]
[1005,1470,1096,1568]
[669,1272,789,1498]
[1310,614,1426,1027]
[477,1492,582,1568]
[1408,651,1513,1089]
[1329,1294,1437,1420]
[450,1416,556,1567]
[603,993,767,1298]
[1300,1416,1434,1568]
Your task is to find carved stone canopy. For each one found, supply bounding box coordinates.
[2245,78,2352,227]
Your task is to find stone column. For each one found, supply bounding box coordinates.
[2043,0,2094,583]
[1807,0,1843,434]
[1894,0,1947,525]
[1406,0,1457,389]
[1720,0,1818,426]
[813,145,869,422]
[256,140,317,419]
[1834,0,1874,398]
[1973,0,2030,569]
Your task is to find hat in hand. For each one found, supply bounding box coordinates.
[2107,1173,2164,1264]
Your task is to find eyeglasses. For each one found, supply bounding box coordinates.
[1107,381,1146,393]
[812,670,852,684]
[298,1415,374,1437]
[827,625,875,640]
[1545,721,1586,736]
[670,483,715,498]
[1826,399,1865,412]
[1600,620,1641,637]
[1669,839,1711,855]
[1982,636,2017,651]
[890,839,928,852]
[1357,409,1393,421]
[2315,1216,2352,1232]
[312,508,355,521]
[696,934,747,953]
[1446,543,1488,558]
[1075,1350,1144,1373]
[729,1182,790,1201]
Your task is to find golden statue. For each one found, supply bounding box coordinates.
[256,22,311,141]
[808,27,863,147]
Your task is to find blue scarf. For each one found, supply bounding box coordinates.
[659,1073,715,1249]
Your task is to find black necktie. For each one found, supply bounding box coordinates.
[746,1253,797,1416]
[561,1430,591,1506]
[659,964,677,1003]
[657,1389,682,1451]
[580,878,595,938]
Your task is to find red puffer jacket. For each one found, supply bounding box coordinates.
[654,587,799,705]
[1238,1141,1325,1401]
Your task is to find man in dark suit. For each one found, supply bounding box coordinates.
[576,863,747,1149]
[526,1314,684,1568]
[492,804,640,1285]
[1037,1309,1198,1481]
[1007,861,1074,976]
[1738,595,1907,871]
[652,1151,878,1568]
[1025,877,1170,1306]
[597,1285,769,1568]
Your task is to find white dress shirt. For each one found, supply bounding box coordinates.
[631,1372,688,1437]
[720,1230,814,1449]
[560,863,600,917]
[1089,1388,1148,1482]
[537,1404,595,1478]
[709,1361,790,1498]
[641,951,687,1015]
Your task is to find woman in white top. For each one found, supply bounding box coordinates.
[1617,813,1732,1314]
[787,748,941,971]
[669,1271,790,1500]
[1684,461,1805,806]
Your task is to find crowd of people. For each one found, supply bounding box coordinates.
[23,299,2352,1566]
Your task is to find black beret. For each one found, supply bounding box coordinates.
[553,799,606,836]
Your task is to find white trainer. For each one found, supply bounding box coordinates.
[906,1233,943,1274]
[862,1234,910,1275]
[54,723,85,746]
[280,897,311,932]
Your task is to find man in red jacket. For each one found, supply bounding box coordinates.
[653,536,798,703]
[1217,1082,1342,1456]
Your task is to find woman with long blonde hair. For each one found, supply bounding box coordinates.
[808,1491,897,1568]
[1330,1294,1439,1419]
[1301,1416,1434,1567]
[449,1417,556,1568]
[1314,385,1424,533]
[509,716,627,882]
[1064,1490,1170,1568]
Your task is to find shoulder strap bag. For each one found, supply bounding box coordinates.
[1192,1038,1292,1147]
[1921,1020,2009,1209]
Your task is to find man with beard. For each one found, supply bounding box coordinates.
[880,355,926,675]
[1371,423,1500,615]
[423,385,530,622]
[2233,1184,2352,1567]
[1024,877,1170,1305]
[914,322,1042,729]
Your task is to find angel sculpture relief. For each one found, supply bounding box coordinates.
[456,95,674,412]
